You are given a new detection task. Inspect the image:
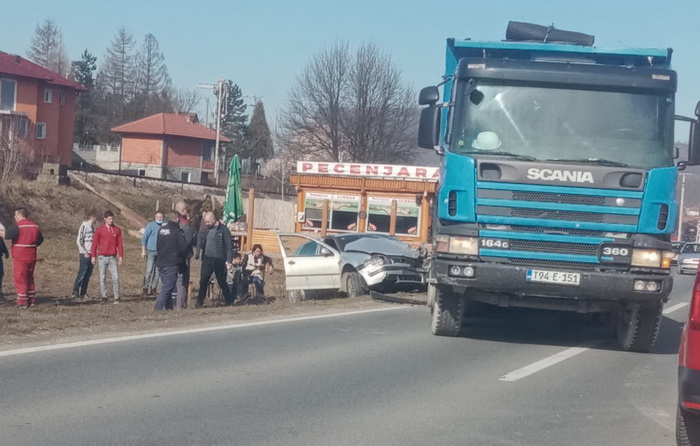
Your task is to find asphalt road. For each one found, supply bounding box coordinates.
[0,272,696,446]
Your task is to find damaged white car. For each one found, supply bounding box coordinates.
[277,233,428,302]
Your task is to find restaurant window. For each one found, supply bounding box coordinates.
[366,196,420,236]
[302,192,359,231]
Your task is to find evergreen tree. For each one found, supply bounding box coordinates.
[247,101,274,160]
[216,80,248,167]
[72,50,98,145]
[27,19,70,75]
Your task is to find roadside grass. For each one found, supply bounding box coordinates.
[0,177,337,345]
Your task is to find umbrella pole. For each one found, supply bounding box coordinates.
[246,186,255,251]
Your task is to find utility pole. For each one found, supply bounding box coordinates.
[677,170,687,241]
[197,78,228,185]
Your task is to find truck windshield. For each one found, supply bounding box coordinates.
[450,81,674,168]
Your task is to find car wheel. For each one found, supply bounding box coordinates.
[343,271,365,298]
[615,302,663,353]
[677,404,700,445]
[430,286,464,337]
[286,289,305,303]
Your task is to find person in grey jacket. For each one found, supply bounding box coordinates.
[195,212,234,307]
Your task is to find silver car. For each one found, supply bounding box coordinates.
[678,243,700,275]
[277,233,428,302]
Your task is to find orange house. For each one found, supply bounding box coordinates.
[0,51,84,166]
[112,112,231,184]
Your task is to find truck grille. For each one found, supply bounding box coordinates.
[477,182,641,270]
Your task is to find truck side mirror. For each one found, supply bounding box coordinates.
[418,105,441,150]
[688,101,700,166]
[418,86,439,106]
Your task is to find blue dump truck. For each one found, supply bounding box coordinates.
[418,22,700,352]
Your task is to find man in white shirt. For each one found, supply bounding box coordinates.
[72,213,95,300]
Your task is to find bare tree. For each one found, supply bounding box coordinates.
[278,42,417,163]
[278,42,349,162]
[169,87,201,114]
[342,44,417,163]
[98,27,136,120]
[27,19,70,75]
[0,117,32,182]
[134,33,170,116]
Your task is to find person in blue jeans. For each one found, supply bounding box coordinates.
[141,211,164,296]
[72,213,95,299]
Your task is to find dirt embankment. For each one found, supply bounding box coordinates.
[0,178,402,348]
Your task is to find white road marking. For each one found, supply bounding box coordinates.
[0,306,407,358]
[499,340,603,382]
[500,302,690,382]
[663,302,689,315]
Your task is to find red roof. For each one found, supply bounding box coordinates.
[111,113,232,142]
[0,51,85,90]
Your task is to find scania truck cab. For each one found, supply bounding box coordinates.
[418,22,700,352]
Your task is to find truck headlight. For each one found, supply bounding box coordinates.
[448,237,479,255]
[631,249,662,268]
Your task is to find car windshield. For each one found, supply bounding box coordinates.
[333,233,399,251]
[681,243,700,254]
[450,81,674,169]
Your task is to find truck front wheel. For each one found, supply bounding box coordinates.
[616,302,663,352]
[430,287,464,337]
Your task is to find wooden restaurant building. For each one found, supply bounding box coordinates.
[290,161,439,246]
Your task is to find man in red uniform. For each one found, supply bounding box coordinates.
[3,208,44,307]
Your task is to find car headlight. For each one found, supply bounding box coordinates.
[631,249,666,268]
[363,256,385,267]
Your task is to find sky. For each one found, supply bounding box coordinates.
[4,0,700,142]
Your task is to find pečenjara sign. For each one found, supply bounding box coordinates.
[297,161,439,181]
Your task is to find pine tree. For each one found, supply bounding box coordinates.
[247,101,274,160]
[216,80,249,167]
[72,50,98,145]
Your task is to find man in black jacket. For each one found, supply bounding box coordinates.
[195,212,234,307]
[154,211,187,311]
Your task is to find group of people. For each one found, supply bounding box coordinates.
[1,203,273,309]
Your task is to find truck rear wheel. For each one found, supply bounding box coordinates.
[616,302,663,352]
[430,287,464,337]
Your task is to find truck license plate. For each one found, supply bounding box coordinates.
[526,269,580,286]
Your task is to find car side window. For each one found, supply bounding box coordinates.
[323,238,339,251]
[296,241,321,257]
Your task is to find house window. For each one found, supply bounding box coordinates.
[366,196,420,236]
[0,116,28,139]
[59,92,65,105]
[0,79,16,110]
[138,169,146,177]
[201,172,210,184]
[303,193,360,232]
[181,172,190,183]
[44,89,53,104]
[202,143,213,161]
[35,122,47,139]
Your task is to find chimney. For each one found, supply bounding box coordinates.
[15,55,21,63]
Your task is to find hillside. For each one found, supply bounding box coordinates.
[0,177,308,346]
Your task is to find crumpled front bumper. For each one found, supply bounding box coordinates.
[358,263,426,288]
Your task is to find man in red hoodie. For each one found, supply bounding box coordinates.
[91,210,124,304]
[2,208,43,307]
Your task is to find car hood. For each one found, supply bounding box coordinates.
[343,238,418,258]
[679,253,700,261]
